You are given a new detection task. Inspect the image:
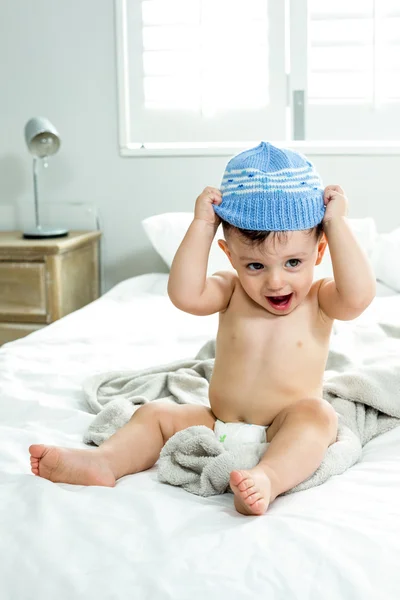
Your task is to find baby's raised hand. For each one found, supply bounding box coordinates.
[194,187,222,226]
[323,185,348,223]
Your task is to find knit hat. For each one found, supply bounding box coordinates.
[214,142,325,231]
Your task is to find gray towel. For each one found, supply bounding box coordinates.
[83,340,215,445]
[83,325,400,496]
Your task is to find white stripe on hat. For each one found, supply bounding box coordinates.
[222,175,321,188]
[226,165,311,177]
[222,179,323,192]
[222,186,323,197]
[222,174,318,184]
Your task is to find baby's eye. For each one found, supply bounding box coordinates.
[285,258,301,268]
[247,262,264,271]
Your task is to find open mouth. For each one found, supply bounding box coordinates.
[266,293,293,311]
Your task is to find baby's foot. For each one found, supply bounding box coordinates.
[29,444,116,487]
[230,466,273,516]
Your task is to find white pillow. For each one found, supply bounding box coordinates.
[142,212,377,280]
[314,217,377,280]
[371,227,400,292]
[142,212,232,274]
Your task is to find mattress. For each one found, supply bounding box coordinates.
[1,274,400,600]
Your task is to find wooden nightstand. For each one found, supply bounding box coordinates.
[0,230,101,344]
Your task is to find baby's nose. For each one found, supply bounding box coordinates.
[266,274,285,292]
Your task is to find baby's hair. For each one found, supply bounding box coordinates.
[220,219,324,246]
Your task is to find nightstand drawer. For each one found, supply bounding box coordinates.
[0,262,47,323]
[0,323,45,345]
[0,231,101,344]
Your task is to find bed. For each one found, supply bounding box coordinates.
[1,271,400,600]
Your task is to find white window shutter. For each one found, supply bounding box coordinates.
[295,0,400,140]
[117,0,288,150]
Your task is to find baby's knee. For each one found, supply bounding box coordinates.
[135,402,173,427]
[134,402,185,443]
[291,398,338,442]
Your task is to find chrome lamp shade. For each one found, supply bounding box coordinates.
[23,117,68,239]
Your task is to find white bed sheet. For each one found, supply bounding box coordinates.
[1,274,400,600]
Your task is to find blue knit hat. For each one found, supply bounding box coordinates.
[214,142,325,231]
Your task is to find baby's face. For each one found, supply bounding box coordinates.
[220,229,326,315]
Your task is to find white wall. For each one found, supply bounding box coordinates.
[1,1,400,291]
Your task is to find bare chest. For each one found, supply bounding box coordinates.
[217,285,331,364]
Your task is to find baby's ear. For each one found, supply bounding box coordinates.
[315,233,328,266]
[218,239,234,266]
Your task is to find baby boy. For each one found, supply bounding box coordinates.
[29,142,375,516]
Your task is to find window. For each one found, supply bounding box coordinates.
[304,0,400,140]
[142,0,269,112]
[116,0,287,152]
[115,0,400,153]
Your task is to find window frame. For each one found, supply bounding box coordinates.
[115,0,400,156]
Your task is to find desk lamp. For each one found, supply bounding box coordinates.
[23,117,68,239]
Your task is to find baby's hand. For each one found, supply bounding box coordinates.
[323,185,348,223]
[194,187,222,226]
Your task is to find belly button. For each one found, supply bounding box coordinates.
[297,341,303,348]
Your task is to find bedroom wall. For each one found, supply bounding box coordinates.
[1,0,400,292]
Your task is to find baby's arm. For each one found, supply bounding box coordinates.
[318,185,376,321]
[168,187,235,316]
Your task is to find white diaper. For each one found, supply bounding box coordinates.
[214,419,267,450]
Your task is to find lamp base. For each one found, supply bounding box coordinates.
[23,227,69,239]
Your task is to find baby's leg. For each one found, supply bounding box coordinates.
[29,403,215,486]
[230,399,337,516]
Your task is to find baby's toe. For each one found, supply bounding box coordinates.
[253,500,267,515]
[238,478,254,492]
[243,485,257,499]
[247,491,262,506]
[229,470,244,487]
